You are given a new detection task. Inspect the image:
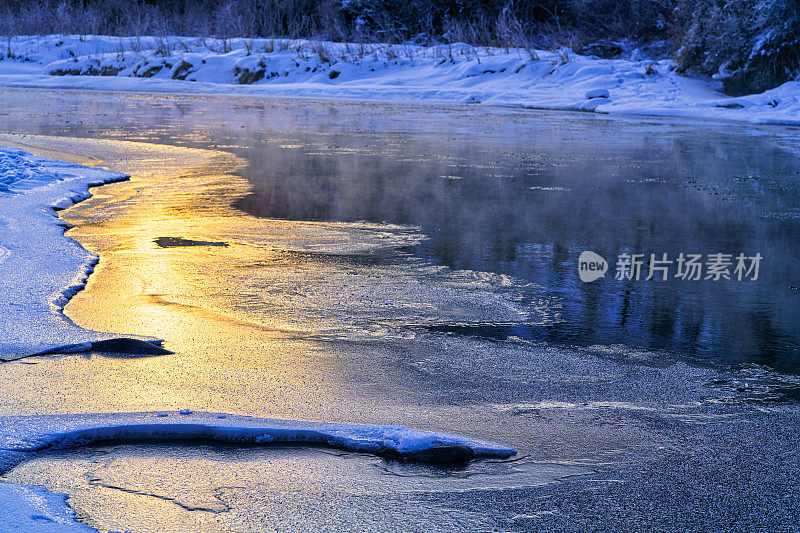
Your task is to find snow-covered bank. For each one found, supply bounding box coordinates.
[0,146,166,360]
[0,412,514,529]
[0,35,798,125]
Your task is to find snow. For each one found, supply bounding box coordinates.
[0,412,515,529]
[0,412,516,463]
[0,146,163,360]
[0,34,797,125]
[585,88,610,99]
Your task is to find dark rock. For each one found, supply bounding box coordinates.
[100,65,122,76]
[91,338,173,355]
[716,102,745,109]
[171,61,193,80]
[138,64,163,78]
[49,68,82,76]
[236,67,265,84]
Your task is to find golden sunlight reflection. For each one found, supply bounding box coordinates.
[0,135,354,420]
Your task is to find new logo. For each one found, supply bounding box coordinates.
[578,251,607,282]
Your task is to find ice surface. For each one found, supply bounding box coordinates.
[0,146,162,360]
[0,111,523,530]
[0,35,796,125]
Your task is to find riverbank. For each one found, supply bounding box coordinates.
[1,35,799,125]
[0,145,161,360]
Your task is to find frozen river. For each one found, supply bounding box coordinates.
[1,88,799,531]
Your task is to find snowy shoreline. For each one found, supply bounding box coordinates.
[0,35,798,126]
[0,146,166,360]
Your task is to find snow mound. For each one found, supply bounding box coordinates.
[0,146,164,360]
[0,483,94,532]
[0,412,516,471]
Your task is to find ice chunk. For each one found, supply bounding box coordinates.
[0,412,515,529]
[0,483,94,532]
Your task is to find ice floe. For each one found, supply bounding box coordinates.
[0,411,516,471]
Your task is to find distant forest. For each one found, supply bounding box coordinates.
[0,0,798,94]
